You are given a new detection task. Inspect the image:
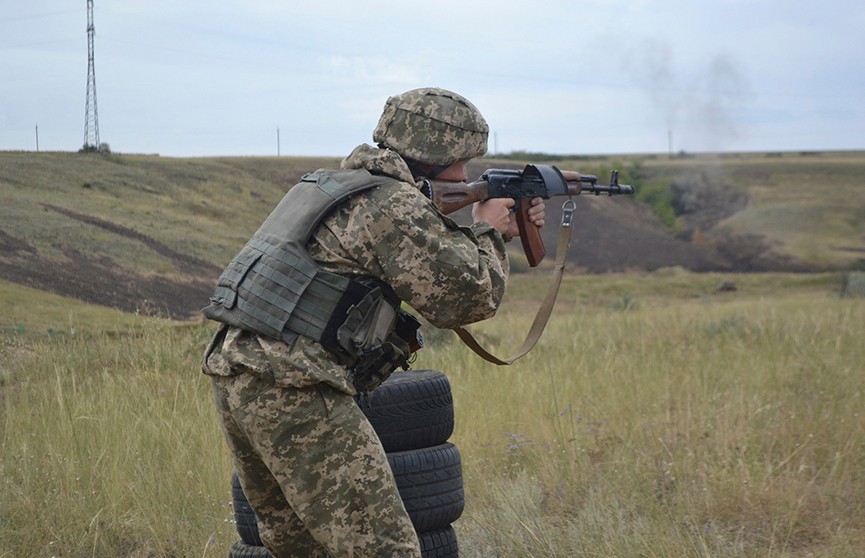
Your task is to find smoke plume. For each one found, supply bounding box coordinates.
[625,39,750,152]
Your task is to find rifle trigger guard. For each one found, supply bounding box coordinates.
[561,199,576,228]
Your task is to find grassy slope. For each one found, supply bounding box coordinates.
[516,150,865,269]
[2,150,865,278]
[0,151,342,271]
[2,148,863,329]
[632,151,865,267]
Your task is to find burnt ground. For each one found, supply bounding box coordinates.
[0,167,817,321]
[461,160,817,274]
[536,195,814,274]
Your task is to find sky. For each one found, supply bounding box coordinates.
[2,0,863,158]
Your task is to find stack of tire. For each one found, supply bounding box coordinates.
[228,369,463,557]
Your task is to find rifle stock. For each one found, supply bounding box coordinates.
[429,179,489,214]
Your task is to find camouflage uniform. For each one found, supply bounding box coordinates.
[203,140,509,557]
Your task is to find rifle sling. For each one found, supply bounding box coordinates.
[452,208,574,365]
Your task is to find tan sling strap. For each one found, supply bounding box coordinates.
[452,199,577,365]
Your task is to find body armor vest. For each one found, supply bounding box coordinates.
[202,169,418,387]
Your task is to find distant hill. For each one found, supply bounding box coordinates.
[1,150,863,319]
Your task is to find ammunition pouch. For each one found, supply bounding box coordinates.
[349,340,410,393]
[338,288,424,392]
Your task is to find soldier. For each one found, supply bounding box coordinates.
[201,87,545,557]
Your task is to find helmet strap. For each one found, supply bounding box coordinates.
[405,158,450,180]
[424,164,451,180]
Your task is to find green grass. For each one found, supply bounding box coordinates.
[0,279,169,338]
[3,271,864,557]
[2,149,864,555]
[1,321,231,557]
[419,273,865,557]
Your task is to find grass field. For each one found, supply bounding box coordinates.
[2,149,863,555]
[2,271,863,557]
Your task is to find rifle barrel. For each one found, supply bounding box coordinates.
[560,169,634,196]
[580,182,635,195]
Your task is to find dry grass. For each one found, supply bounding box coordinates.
[2,148,864,556]
[415,272,865,557]
[3,271,862,557]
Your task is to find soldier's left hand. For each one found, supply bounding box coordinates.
[504,197,545,238]
[526,197,545,228]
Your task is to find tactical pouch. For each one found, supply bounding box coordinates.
[336,287,395,354]
[349,338,411,393]
[346,313,423,392]
[336,287,417,392]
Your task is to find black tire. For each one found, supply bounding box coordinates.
[232,471,263,546]
[357,369,455,452]
[388,443,464,532]
[419,526,459,558]
[228,529,456,558]
[232,442,464,548]
[228,540,272,558]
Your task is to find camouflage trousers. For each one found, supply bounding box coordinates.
[211,373,421,557]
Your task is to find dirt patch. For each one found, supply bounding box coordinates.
[463,160,818,273]
[533,197,815,273]
[41,203,219,274]
[552,197,724,272]
[0,226,220,321]
[0,229,36,255]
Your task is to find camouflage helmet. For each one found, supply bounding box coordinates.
[373,87,489,166]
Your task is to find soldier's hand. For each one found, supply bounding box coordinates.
[525,197,545,228]
[472,198,515,236]
[502,197,545,239]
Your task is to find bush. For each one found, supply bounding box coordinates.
[78,142,111,154]
[634,182,678,230]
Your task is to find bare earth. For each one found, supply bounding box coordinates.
[0,205,221,320]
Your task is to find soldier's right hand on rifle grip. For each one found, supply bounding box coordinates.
[472,198,515,236]
[504,197,546,239]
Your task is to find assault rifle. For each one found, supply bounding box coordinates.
[430,163,635,267]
